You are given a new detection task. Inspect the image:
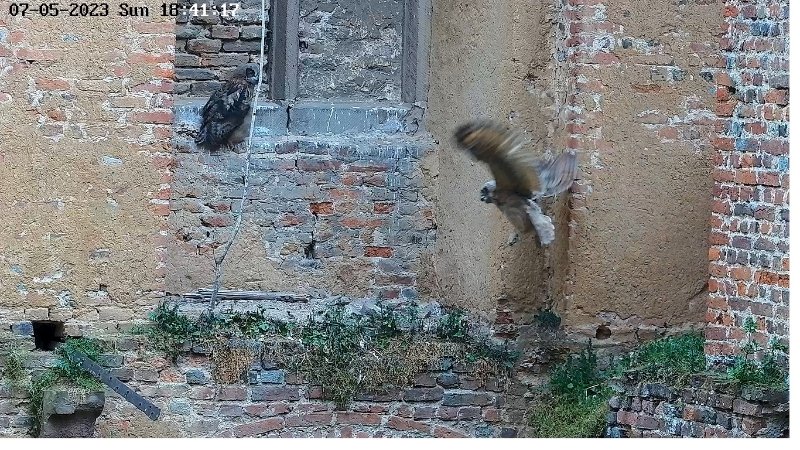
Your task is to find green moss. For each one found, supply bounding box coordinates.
[142,301,519,409]
[529,394,609,438]
[27,338,105,436]
[1,348,27,386]
[529,341,612,438]
[724,319,788,389]
[626,331,706,386]
[534,309,562,329]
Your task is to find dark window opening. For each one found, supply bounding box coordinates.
[32,320,65,351]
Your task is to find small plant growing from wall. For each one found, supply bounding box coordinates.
[142,300,520,409]
[725,316,788,389]
[528,341,612,438]
[529,331,709,438]
[624,331,706,387]
[26,338,106,436]
[0,347,28,388]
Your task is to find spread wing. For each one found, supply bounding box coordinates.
[196,78,254,147]
[535,150,578,197]
[454,120,578,198]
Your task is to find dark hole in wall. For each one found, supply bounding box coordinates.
[595,325,612,340]
[304,240,317,259]
[32,321,65,351]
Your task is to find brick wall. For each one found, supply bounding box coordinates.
[175,0,270,97]
[0,3,173,336]
[606,373,789,437]
[167,102,435,300]
[0,329,524,438]
[298,0,405,101]
[705,0,789,362]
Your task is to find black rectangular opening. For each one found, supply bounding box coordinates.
[32,321,65,351]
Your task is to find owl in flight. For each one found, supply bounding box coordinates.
[195,63,259,149]
[454,120,578,246]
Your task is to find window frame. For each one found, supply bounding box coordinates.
[268,0,430,104]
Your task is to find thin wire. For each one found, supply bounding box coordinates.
[209,0,267,313]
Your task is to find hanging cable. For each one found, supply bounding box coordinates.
[209,0,267,313]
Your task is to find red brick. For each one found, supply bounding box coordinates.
[151,203,171,216]
[297,159,341,172]
[657,127,679,140]
[201,214,233,228]
[133,22,176,34]
[211,25,240,39]
[15,48,60,61]
[617,410,636,426]
[132,111,174,125]
[764,89,788,106]
[705,342,736,356]
[365,246,393,258]
[730,266,751,281]
[709,232,729,245]
[734,170,758,185]
[340,217,385,229]
[715,101,737,117]
[279,213,306,227]
[129,52,173,64]
[437,406,458,420]
[35,77,70,90]
[758,172,781,187]
[132,80,174,94]
[683,405,701,421]
[154,67,175,79]
[482,408,501,422]
[386,416,431,434]
[285,413,333,427]
[705,326,728,341]
[373,202,395,214]
[636,414,659,430]
[310,202,334,215]
[756,270,780,285]
[232,418,284,437]
[216,386,247,401]
[348,163,390,172]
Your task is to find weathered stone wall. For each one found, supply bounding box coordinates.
[423,0,721,359]
[0,330,524,438]
[425,0,573,328]
[705,0,789,362]
[606,374,788,438]
[167,101,434,300]
[298,0,404,101]
[175,0,270,97]
[554,0,721,345]
[0,3,173,336]
[1,0,790,440]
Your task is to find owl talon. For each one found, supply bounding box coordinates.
[480,180,497,203]
[508,233,520,246]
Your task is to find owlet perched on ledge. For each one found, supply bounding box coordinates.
[454,120,578,246]
[195,63,259,150]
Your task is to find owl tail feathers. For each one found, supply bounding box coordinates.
[526,200,555,246]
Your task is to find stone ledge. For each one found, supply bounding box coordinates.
[287,102,412,135]
[173,100,415,137]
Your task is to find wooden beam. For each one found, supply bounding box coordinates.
[269,0,300,100]
[402,0,431,103]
